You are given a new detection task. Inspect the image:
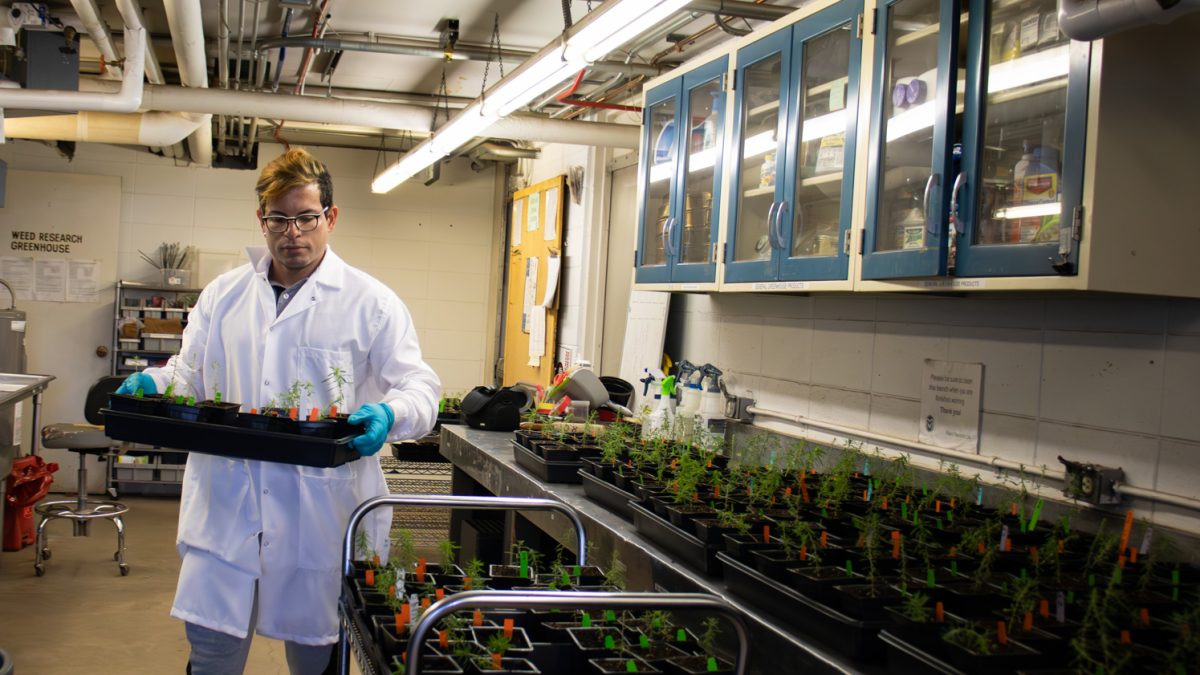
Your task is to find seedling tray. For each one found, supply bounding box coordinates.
[102,408,362,468]
[578,469,636,520]
[629,501,721,575]
[512,441,582,484]
[716,551,886,662]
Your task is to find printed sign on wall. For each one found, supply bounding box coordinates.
[919,359,984,452]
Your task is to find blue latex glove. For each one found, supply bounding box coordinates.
[115,372,157,396]
[347,403,395,456]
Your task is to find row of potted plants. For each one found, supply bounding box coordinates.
[563,421,1199,673]
[346,531,737,675]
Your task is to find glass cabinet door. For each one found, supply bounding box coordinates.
[955,0,1088,276]
[724,31,793,283]
[673,58,728,283]
[778,0,864,281]
[862,0,961,279]
[636,85,679,284]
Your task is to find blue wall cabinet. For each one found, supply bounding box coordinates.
[861,0,1091,280]
[634,57,728,286]
[724,0,865,286]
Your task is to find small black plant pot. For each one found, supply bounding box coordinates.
[470,626,534,653]
[486,564,536,589]
[391,654,464,674]
[108,392,166,416]
[942,636,1039,674]
[166,401,202,421]
[662,655,735,675]
[587,656,661,674]
[466,656,541,674]
[236,411,296,433]
[296,418,338,438]
[568,626,625,661]
[197,400,240,425]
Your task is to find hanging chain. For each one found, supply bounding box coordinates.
[435,67,452,129]
[478,13,505,100]
[586,0,593,11]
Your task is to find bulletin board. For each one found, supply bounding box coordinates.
[502,176,565,387]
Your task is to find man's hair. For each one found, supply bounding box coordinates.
[255,147,333,211]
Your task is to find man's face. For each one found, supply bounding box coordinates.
[258,183,337,274]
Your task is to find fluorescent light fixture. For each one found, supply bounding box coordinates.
[994,201,1061,219]
[371,142,439,193]
[372,103,496,193]
[481,46,579,118]
[564,0,693,64]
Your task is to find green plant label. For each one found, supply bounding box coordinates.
[1172,568,1180,586]
[562,571,571,586]
[1019,567,1027,580]
[134,388,144,398]
[845,560,853,577]
[1088,574,1095,587]
[606,610,617,622]
[936,518,943,530]
[1067,590,1075,604]
[574,565,581,576]
[582,613,592,627]
[626,659,638,673]
[1028,499,1044,531]
[519,551,529,578]
[927,568,935,588]
[901,503,908,520]
[214,391,222,403]
[639,634,649,649]
[676,629,687,642]
[604,635,615,650]
[950,561,958,576]
[947,510,954,523]
[187,395,196,406]
[1113,567,1122,584]
[707,657,718,672]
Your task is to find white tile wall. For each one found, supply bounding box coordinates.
[0,140,498,402]
[666,291,1200,534]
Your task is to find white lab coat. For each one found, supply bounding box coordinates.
[145,246,441,645]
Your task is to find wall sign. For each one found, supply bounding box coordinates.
[919,359,984,452]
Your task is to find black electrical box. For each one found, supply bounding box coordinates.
[15,29,79,92]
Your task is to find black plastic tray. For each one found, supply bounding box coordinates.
[629,501,721,575]
[578,470,636,520]
[512,441,582,484]
[716,551,886,662]
[879,630,962,674]
[103,408,362,468]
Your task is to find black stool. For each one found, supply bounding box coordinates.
[34,375,129,576]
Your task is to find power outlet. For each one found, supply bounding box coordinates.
[1058,455,1124,505]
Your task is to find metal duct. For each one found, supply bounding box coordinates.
[1058,0,1200,39]
[162,0,212,166]
[5,111,206,146]
[467,141,540,162]
[0,0,145,113]
[685,0,795,20]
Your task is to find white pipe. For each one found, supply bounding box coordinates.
[117,0,164,86]
[1113,482,1200,513]
[69,0,122,79]
[491,115,640,149]
[1058,0,1200,40]
[746,405,1068,481]
[5,111,205,146]
[162,0,212,166]
[0,7,144,113]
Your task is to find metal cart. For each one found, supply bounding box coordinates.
[338,494,750,675]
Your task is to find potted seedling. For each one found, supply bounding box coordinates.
[664,616,733,674]
[436,537,463,577]
[941,619,1039,672]
[490,541,541,589]
[195,361,240,424]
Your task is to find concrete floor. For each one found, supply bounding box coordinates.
[0,494,355,675]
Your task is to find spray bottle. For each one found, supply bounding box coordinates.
[675,363,704,443]
[695,364,726,449]
[641,375,676,441]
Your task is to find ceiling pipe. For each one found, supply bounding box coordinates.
[293,0,333,95]
[162,0,212,166]
[490,115,639,149]
[5,111,206,146]
[69,0,122,79]
[1057,0,1200,39]
[467,141,540,162]
[0,0,144,113]
[217,0,229,154]
[685,0,795,20]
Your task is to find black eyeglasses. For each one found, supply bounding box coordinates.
[262,207,328,233]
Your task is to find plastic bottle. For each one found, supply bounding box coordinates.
[676,370,704,443]
[641,375,676,441]
[701,91,720,151]
[1011,143,1059,243]
[695,365,726,450]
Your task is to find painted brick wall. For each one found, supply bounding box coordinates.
[669,292,1200,533]
[0,140,498,395]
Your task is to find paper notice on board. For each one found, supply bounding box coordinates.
[0,257,33,301]
[521,256,538,332]
[526,194,540,232]
[543,187,559,241]
[528,306,546,362]
[511,198,523,247]
[540,255,561,308]
[66,260,99,303]
[919,359,984,452]
[33,259,66,302]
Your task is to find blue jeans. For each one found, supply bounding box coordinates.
[185,585,334,675]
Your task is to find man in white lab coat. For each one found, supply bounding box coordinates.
[116,148,441,674]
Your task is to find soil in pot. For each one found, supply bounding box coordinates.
[197,400,240,424]
[568,626,625,659]
[487,564,536,589]
[663,655,735,675]
[466,655,541,674]
[108,392,166,416]
[470,626,534,653]
[587,656,661,674]
[392,654,464,674]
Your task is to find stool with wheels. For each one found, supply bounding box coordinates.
[35,375,129,576]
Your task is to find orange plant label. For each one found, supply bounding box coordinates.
[1004,538,1012,553]
[891,531,901,560]
[1058,539,1065,554]
[1039,599,1050,619]
[1118,555,1127,569]
[503,618,514,639]
[800,480,810,503]
[1023,612,1033,632]
[472,610,483,627]
[439,630,449,649]
[713,485,720,499]
[1129,547,1139,564]
[491,653,503,670]
[1030,546,1039,566]
[365,570,375,586]
[1140,608,1150,626]
[1118,510,1134,555]
[934,601,945,623]
[416,558,427,583]
[435,588,445,601]
[977,542,986,555]
[372,554,381,567]
[935,500,942,513]
[949,546,957,558]
[800,545,807,562]
[996,621,1008,645]
[464,576,473,590]
[388,585,395,599]
[288,407,299,420]
[308,407,319,421]
[329,405,338,417]
[762,525,771,543]
[820,531,828,549]
[950,498,956,509]
[250,407,257,415]
[785,487,792,498]
[1120,629,1131,645]
[1011,503,1018,516]
[882,496,888,510]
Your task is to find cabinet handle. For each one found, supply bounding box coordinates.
[668,217,680,258]
[949,172,966,235]
[660,216,673,260]
[775,200,790,256]
[923,173,939,233]
[765,201,780,249]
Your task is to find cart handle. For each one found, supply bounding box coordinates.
[341,494,589,576]
[406,590,750,675]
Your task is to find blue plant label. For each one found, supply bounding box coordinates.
[976,487,983,506]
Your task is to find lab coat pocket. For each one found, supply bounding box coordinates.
[178,455,255,563]
[296,347,356,413]
[295,465,358,571]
